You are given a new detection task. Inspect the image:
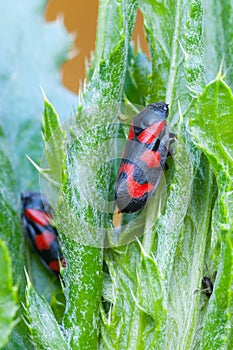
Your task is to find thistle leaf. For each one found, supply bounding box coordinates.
[25,273,68,350]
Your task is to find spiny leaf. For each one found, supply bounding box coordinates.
[94,0,121,66]
[138,0,191,118]
[189,77,233,348]
[25,273,68,350]
[100,244,141,350]
[137,249,167,347]
[41,93,66,186]
[165,155,214,349]
[153,134,195,282]
[53,1,139,349]
[190,78,233,182]
[137,251,166,322]
[81,0,138,110]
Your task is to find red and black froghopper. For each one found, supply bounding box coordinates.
[21,192,66,275]
[115,102,172,213]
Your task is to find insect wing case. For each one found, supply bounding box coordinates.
[21,192,65,275]
[115,103,170,213]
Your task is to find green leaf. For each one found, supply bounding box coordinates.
[144,132,197,282]
[81,0,138,109]
[138,252,165,320]
[15,1,233,349]
[100,244,141,350]
[183,0,206,96]
[101,245,164,349]
[25,274,68,350]
[190,78,233,177]
[165,155,215,349]
[94,0,121,66]
[41,93,66,187]
[99,4,233,347]
[129,153,214,350]
[138,0,191,117]
[44,2,139,349]
[203,1,233,88]
[0,240,17,348]
[137,249,167,347]
[189,77,233,348]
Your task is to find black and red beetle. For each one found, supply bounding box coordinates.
[21,192,66,275]
[115,102,173,213]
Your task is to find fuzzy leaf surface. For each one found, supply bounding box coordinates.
[189,78,233,348]
[25,277,68,350]
[183,0,206,96]
[55,1,138,349]
[138,0,192,118]
[41,95,66,188]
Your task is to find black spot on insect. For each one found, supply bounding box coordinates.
[152,138,160,152]
[134,126,144,138]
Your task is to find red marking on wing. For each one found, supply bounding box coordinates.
[128,124,135,140]
[140,150,161,169]
[138,121,165,144]
[127,176,154,198]
[49,260,60,272]
[118,162,134,176]
[34,230,56,250]
[25,209,51,226]
[118,162,154,198]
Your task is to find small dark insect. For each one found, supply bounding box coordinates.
[21,192,66,275]
[195,269,216,299]
[201,275,214,298]
[115,102,175,213]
